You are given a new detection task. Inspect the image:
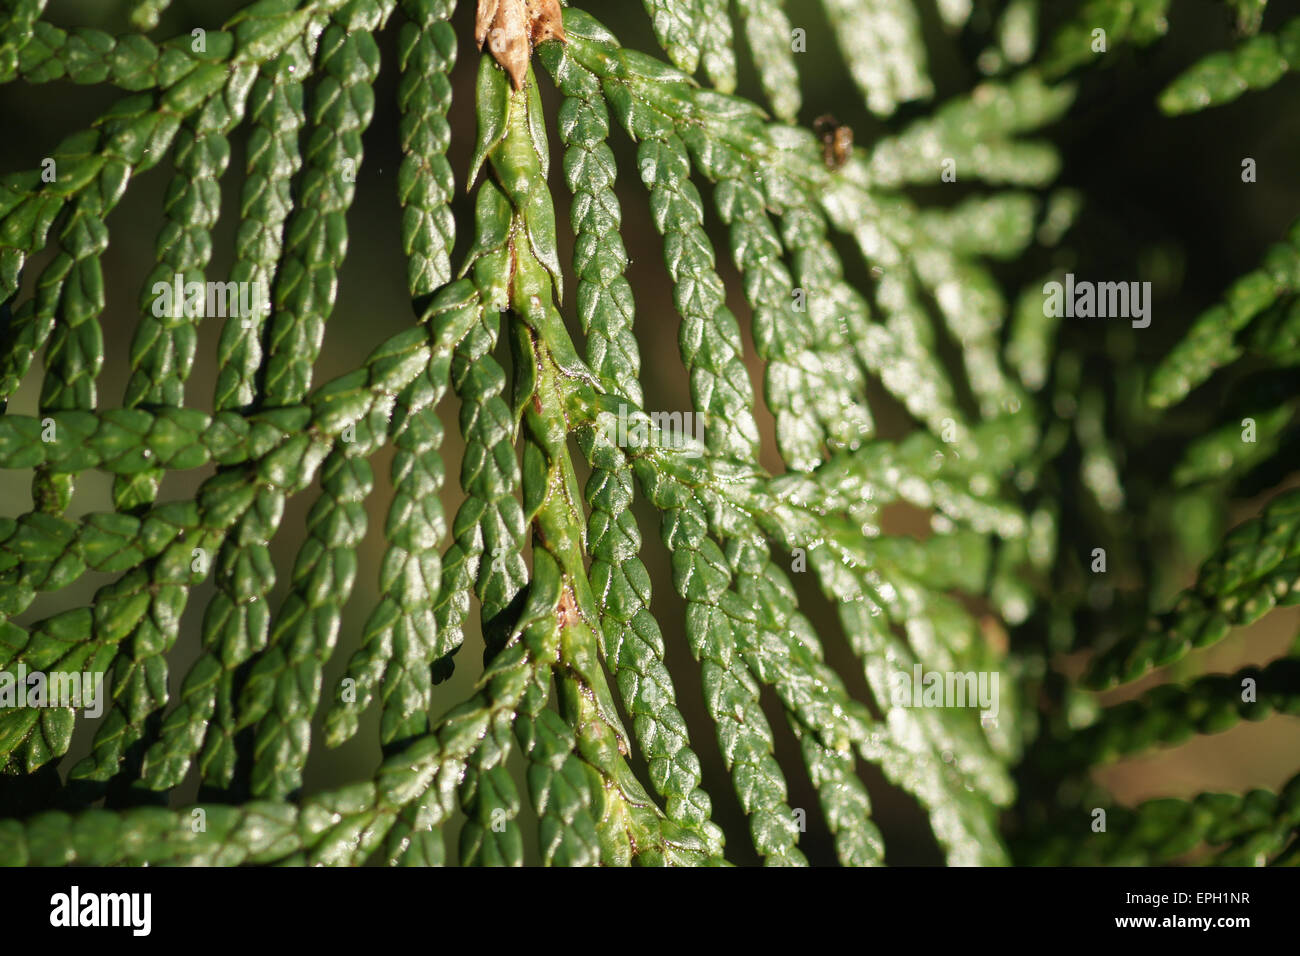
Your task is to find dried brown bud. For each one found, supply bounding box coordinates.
[476,0,565,90]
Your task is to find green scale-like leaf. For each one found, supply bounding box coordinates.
[1088,487,1300,689]
[4,0,1296,872]
[1160,17,1300,115]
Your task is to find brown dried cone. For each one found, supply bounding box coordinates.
[476,0,565,89]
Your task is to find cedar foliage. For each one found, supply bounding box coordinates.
[0,0,1296,866]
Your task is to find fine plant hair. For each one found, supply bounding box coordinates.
[0,0,1297,866]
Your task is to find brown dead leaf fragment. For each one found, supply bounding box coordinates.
[525,0,565,45]
[476,0,565,90]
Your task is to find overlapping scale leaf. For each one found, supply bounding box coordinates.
[578,423,721,849]
[1147,225,1300,408]
[1087,488,1300,689]
[820,0,932,116]
[735,0,800,122]
[1159,16,1300,114]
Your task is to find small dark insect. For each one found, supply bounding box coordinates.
[814,114,853,171]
